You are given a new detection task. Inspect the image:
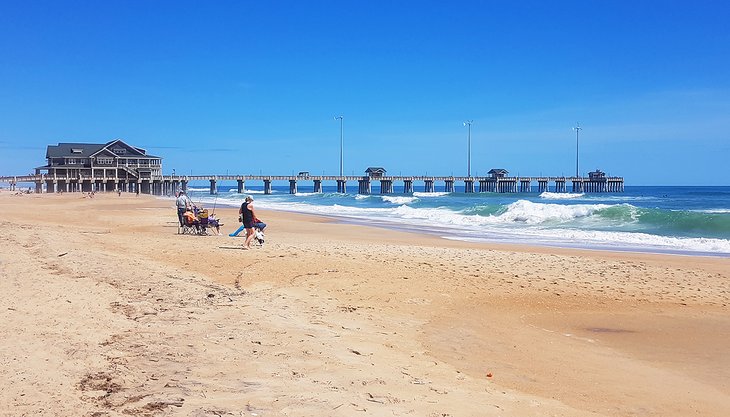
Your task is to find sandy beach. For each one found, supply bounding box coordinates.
[1,191,728,417]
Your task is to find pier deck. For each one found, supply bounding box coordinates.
[0,174,624,195]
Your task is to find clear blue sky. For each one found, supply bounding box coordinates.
[1,1,728,185]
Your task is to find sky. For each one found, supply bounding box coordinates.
[1,0,729,185]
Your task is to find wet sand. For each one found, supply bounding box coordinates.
[1,191,728,416]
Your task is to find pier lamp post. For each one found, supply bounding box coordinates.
[463,120,473,177]
[573,123,582,177]
[334,115,344,177]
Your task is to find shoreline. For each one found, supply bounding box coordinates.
[173,193,730,259]
[2,192,729,416]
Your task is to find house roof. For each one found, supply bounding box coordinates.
[488,168,509,174]
[45,140,160,159]
[365,167,387,173]
[46,143,104,159]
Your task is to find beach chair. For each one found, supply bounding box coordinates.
[196,209,210,235]
[181,211,200,235]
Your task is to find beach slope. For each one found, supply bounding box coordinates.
[1,192,728,416]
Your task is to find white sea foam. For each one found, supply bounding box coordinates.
[355,194,371,200]
[693,209,730,214]
[495,200,610,224]
[382,196,418,205]
[539,192,584,200]
[447,227,730,255]
[413,192,450,197]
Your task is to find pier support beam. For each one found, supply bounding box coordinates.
[464,179,474,193]
[520,179,531,193]
[358,179,370,195]
[289,179,298,194]
[424,179,434,193]
[313,179,322,193]
[403,179,413,194]
[264,179,272,195]
[337,179,347,194]
[572,180,584,193]
[237,179,245,193]
[209,179,217,195]
[445,179,454,193]
[380,179,393,194]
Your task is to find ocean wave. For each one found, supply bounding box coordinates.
[382,196,418,205]
[495,200,611,224]
[446,229,730,255]
[539,192,584,200]
[413,192,450,197]
[231,198,730,255]
[693,209,730,214]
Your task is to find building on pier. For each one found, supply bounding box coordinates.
[35,140,162,193]
[488,168,509,178]
[365,167,387,178]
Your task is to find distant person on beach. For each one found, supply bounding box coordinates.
[176,190,193,226]
[239,196,258,249]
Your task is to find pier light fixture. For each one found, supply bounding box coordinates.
[463,120,474,177]
[334,115,344,177]
[573,123,582,177]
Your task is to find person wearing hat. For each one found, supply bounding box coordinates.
[176,190,193,227]
[239,195,258,249]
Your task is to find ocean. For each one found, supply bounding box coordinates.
[181,184,730,257]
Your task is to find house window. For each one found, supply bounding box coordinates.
[67,158,77,165]
[97,157,114,165]
[112,148,126,155]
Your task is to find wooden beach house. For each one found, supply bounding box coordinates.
[36,139,162,193]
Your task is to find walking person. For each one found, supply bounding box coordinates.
[239,196,257,249]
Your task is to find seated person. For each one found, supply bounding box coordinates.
[208,213,222,235]
[182,210,199,228]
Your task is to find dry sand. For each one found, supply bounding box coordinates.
[0,191,728,416]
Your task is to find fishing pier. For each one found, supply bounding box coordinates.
[0,172,624,195]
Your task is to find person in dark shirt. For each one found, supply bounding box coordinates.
[239,196,257,249]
